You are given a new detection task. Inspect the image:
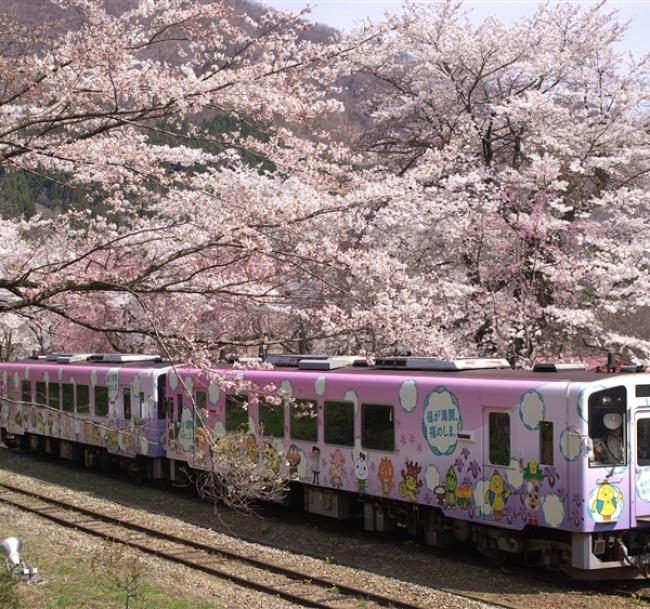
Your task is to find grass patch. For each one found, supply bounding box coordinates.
[0,522,226,609]
[0,569,21,609]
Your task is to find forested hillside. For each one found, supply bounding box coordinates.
[0,0,363,222]
[0,115,273,220]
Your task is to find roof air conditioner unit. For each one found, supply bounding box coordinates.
[92,354,162,363]
[299,356,361,371]
[533,362,587,372]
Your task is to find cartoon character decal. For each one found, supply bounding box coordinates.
[118,426,131,451]
[485,470,510,521]
[194,426,209,461]
[456,484,472,509]
[329,449,345,488]
[590,481,624,523]
[399,460,423,502]
[90,423,101,444]
[264,441,281,474]
[105,429,119,449]
[61,415,72,438]
[178,407,194,453]
[168,419,179,452]
[354,451,369,493]
[287,444,301,476]
[444,466,457,509]
[311,447,321,484]
[378,458,394,496]
[523,461,544,525]
[433,486,447,507]
[37,412,46,434]
[28,408,37,430]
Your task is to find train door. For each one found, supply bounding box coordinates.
[482,408,512,522]
[634,411,650,520]
[193,389,208,469]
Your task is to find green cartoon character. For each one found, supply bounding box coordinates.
[444,466,457,509]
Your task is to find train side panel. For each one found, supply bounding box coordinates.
[0,361,168,460]
[163,367,581,534]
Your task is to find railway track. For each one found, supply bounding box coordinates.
[1,473,648,609]
[0,480,510,609]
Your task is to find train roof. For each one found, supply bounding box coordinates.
[321,366,623,383]
[6,359,173,371]
[199,363,631,384]
[2,354,639,384]
[207,354,635,383]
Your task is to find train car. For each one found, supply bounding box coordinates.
[163,354,650,579]
[3,352,650,578]
[0,353,171,477]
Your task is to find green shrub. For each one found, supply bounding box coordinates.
[0,568,20,609]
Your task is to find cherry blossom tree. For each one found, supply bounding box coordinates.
[3,0,650,370]
[0,0,373,360]
[343,1,650,363]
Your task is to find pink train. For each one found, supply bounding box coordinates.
[1,352,650,578]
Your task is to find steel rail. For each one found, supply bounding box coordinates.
[0,480,525,609]
[0,484,345,609]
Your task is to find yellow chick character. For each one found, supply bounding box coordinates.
[591,482,623,522]
[485,470,510,521]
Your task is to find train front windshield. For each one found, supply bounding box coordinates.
[588,386,627,467]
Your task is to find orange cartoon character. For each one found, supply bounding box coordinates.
[377,458,394,496]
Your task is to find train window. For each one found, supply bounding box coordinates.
[49,382,61,410]
[638,420,650,466]
[589,386,626,414]
[225,395,248,432]
[488,412,510,466]
[4,378,13,401]
[539,421,553,465]
[164,397,173,419]
[94,386,109,417]
[290,399,318,442]
[35,382,47,406]
[588,386,626,467]
[637,385,650,398]
[77,385,90,414]
[176,394,183,422]
[324,401,354,446]
[259,397,284,437]
[195,391,207,428]
[21,381,31,405]
[157,375,166,420]
[362,404,394,451]
[137,392,144,419]
[62,384,75,412]
[123,387,131,420]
